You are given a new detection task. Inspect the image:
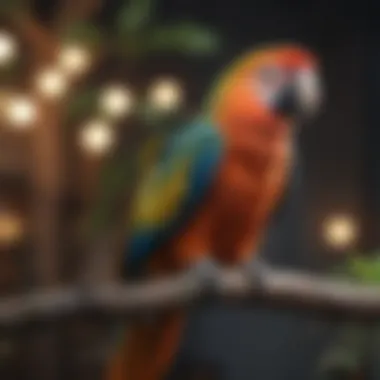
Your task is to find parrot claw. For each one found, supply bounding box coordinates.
[243,257,270,287]
[188,257,222,294]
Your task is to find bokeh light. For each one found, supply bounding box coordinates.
[5,96,37,129]
[35,67,69,99]
[0,211,24,246]
[322,214,359,251]
[99,85,134,119]
[0,31,18,67]
[78,119,115,156]
[58,45,91,77]
[148,77,183,112]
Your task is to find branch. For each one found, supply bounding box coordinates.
[10,12,57,62]
[0,266,380,327]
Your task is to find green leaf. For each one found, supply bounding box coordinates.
[116,0,155,36]
[60,22,104,51]
[148,22,221,56]
[66,88,99,122]
[345,255,380,284]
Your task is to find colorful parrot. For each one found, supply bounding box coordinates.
[105,43,322,380]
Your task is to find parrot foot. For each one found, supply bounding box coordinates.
[188,257,222,296]
[242,257,270,288]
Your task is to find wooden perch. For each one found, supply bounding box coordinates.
[10,12,58,62]
[0,266,380,327]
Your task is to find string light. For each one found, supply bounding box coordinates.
[35,67,68,99]
[5,96,37,129]
[58,45,91,77]
[322,214,358,251]
[0,31,18,67]
[99,85,134,119]
[0,211,24,246]
[148,77,183,112]
[78,120,115,156]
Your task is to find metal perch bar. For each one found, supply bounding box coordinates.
[0,266,379,327]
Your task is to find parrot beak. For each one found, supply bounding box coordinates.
[273,68,322,121]
[272,82,299,118]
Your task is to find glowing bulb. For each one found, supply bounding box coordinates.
[0,212,23,245]
[99,85,134,119]
[0,31,18,67]
[148,77,183,112]
[35,68,68,99]
[79,120,115,156]
[6,96,37,129]
[322,214,358,251]
[58,45,91,76]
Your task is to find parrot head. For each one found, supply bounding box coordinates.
[208,43,322,136]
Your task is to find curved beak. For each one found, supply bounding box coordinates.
[272,82,299,117]
[273,68,322,120]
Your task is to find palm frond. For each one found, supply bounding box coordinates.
[147,22,221,56]
[116,0,155,36]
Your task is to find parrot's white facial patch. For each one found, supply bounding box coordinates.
[295,68,322,117]
[254,64,287,107]
[252,64,322,120]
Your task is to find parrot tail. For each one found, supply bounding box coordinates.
[105,310,185,380]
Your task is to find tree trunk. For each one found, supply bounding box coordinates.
[27,100,63,380]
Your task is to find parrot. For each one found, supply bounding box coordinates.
[105,43,322,380]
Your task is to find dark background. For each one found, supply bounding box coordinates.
[16,0,380,379]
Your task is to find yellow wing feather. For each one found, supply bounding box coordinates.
[129,157,190,229]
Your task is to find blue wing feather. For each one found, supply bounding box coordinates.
[124,119,223,278]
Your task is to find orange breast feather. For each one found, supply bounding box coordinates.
[166,124,292,268]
